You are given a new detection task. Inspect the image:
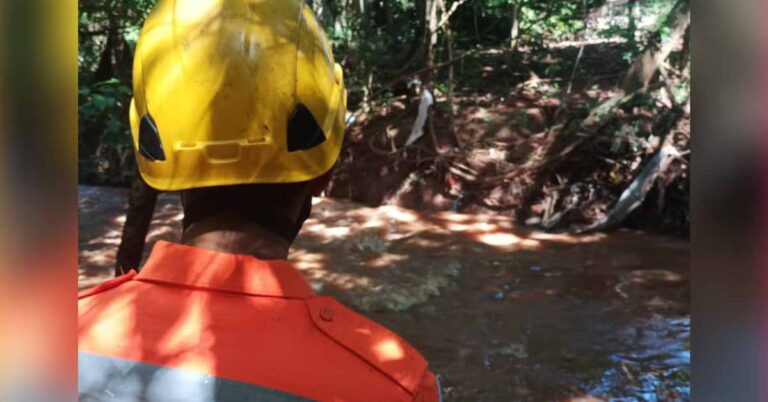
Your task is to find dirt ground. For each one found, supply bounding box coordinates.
[79,185,689,401]
[326,42,689,238]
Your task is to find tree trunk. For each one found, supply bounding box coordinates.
[438,0,460,147]
[360,0,373,35]
[509,2,521,50]
[626,0,638,49]
[422,0,440,152]
[385,0,428,72]
[622,0,690,93]
[424,0,439,87]
[677,25,691,72]
[473,0,481,42]
[93,28,117,82]
[115,175,158,276]
[506,2,521,70]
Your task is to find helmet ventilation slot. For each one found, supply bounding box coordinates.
[287,103,326,152]
[138,114,166,162]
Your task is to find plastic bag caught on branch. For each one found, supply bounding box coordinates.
[405,89,435,146]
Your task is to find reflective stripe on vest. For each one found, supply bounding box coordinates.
[78,352,314,402]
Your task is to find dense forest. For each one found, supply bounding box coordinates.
[77,2,692,399]
[79,0,690,236]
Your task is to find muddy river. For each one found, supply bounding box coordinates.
[79,185,689,402]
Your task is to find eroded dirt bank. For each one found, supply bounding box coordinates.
[79,185,689,401]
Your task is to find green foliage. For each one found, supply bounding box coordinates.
[519,1,584,45]
[79,78,131,147]
[79,0,159,183]
[670,80,690,104]
[77,0,689,185]
[79,0,157,79]
[78,77,136,185]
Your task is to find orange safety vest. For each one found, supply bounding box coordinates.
[79,241,441,401]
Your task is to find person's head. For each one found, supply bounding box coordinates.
[179,168,334,245]
[129,0,346,246]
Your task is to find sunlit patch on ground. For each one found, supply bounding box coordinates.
[379,205,418,222]
[476,232,530,248]
[290,251,326,271]
[365,253,408,268]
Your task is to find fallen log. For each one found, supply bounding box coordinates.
[578,142,680,233]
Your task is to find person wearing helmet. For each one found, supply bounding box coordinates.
[78,1,442,401]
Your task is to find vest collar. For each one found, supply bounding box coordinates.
[136,241,314,299]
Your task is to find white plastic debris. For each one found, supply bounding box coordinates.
[405,89,435,146]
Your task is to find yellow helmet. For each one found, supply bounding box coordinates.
[129,0,346,191]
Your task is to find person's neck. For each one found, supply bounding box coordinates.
[181,218,291,260]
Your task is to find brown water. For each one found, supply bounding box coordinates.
[79,185,689,402]
[371,239,689,402]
